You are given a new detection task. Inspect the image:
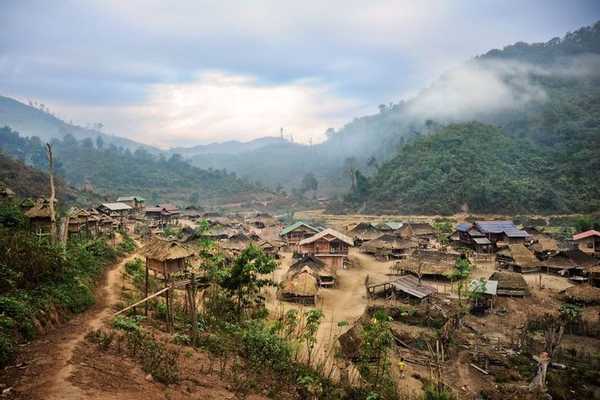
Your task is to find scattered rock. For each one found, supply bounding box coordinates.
[1,387,13,397]
[145,374,153,382]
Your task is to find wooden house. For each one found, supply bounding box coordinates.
[348,222,382,244]
[67,208,91,238]
[468,279,498,313]
[257,239,283,258]
[144,204,180,228]
[572,230,600,256]
[98,202,132,226]
[496,244,541,273]
[360,234,417,260]
[456,221,528,251]
[280,221,320,247]
[541,249,595,278]
[299,228,354,271]
[220,232,260,254]
[489,271,529,297]
[117,196,145,211]
[408,222,436,239]
[287,254,337,287]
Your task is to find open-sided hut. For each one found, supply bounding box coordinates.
[366,275,436,303]
[287,254,336,287]
[142,238,195,278]
[278,271,318,304]
[360,234,417,260]
[348,222,382,244]
[400,250,462,280]
[496,244,541,273]
[489,271,529,297]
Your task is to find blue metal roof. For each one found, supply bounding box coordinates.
[475,221,528,238]
[457,223,472,232]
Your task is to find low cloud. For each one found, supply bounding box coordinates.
[405,54,600,121]
[58,71,367,148]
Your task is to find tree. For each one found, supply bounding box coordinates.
[301,173,318,198]
[220,245,277,316]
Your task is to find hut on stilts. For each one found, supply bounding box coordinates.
[141,238,195,331]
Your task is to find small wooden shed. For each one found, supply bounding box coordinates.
[142,238,195,277]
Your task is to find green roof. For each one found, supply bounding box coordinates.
[280,221,320,236]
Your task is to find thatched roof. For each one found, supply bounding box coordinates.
[349,222,382,241]
[563,284,600,305]
[287,255,335,278]
[401,250,461,277]
[530,236,558,253]
[361,235,417,252]
[489,271,529,296]
[24,199,52,219]
[497,244,539,267]
[299,228,354,246]
[279,272,318,297]
[409,222,435,236]
[142,238,195,262]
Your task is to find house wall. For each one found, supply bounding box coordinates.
[576,237,597,254]
[285,227,317,246]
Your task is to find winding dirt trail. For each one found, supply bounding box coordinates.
[11,250,141,400]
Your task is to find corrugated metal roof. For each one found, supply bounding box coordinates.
[391,275,437,299]
[457,223,472,232]
[299,228,354,246]
[280,221,320,236]
[473,237,491,245]
[475,221,528,238]
[573,230,600,241]
[469,279,498,296]
[100,202,132,211]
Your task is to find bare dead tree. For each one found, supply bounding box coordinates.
[529,315,565,392]
[46,143,57,242]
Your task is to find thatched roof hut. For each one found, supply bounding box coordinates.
[278,271,318,304]
[360,234,417,259]
[400,250,462,279]
[142,238,195,276]
[220,232,260,253]
[563,284,600,305]
[496,244,541,273]
[348,222,382,243]
[489,271,529,297]
[408,222,435,237]
[287,254,336,287]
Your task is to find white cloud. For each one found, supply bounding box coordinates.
[53,71,368,148]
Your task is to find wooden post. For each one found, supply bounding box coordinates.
[190,273,198,342]
[144,258,149,316]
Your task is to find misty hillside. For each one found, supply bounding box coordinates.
[0,95,158,153]
[169,136,287,157]
[0,126,268,205]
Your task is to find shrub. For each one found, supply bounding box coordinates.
[0,334,15,367]
[239,322,292,373]
[125,258,144,275]
[113,316,142,332]
[86,329,115,351]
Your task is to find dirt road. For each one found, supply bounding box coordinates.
[10,251,141,400]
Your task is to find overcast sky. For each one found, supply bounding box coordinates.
[1,1,599,148]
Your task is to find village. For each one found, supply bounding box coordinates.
[2,182,600,400]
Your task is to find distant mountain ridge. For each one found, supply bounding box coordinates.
[0,95,159,153]
[169,136,288,157]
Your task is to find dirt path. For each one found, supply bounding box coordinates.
[11,250,141,400]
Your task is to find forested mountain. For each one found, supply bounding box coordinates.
[339,22,600,214]
[349,122,599,214]
[0,95,158,153]
[0,127,264,205]
[169,136,287,157]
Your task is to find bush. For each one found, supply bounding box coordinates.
[239,322,292,373]
[125,258,144,275]
[0,334,15,367]
[117,233,136,254]
[113,316,142,332]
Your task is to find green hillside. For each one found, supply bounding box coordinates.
[351,122,599,214]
